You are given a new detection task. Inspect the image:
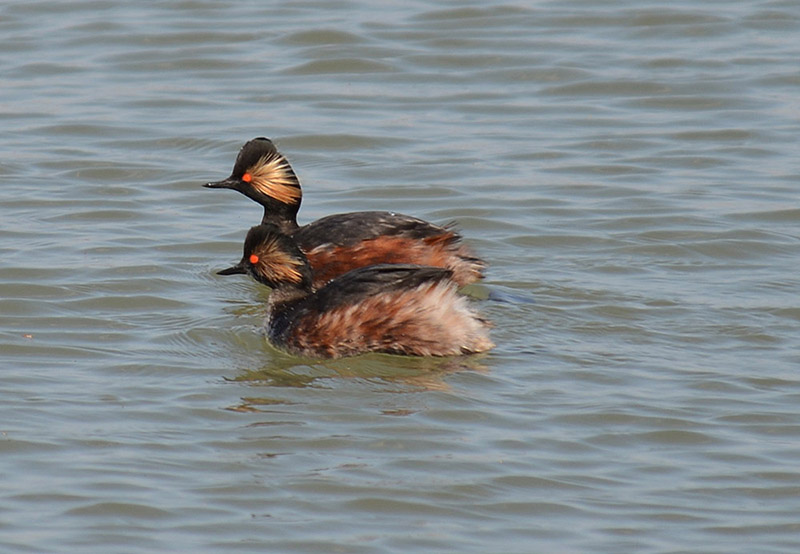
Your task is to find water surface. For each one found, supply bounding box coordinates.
[2,1,799,552]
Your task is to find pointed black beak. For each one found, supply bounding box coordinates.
[204,177,239,189]
[217,263,246,276]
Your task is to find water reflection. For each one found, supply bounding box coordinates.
[224,352,490,412]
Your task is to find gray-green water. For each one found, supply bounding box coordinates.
[2,1,799,552]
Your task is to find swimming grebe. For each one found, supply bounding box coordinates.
[204,137,485,288]
[219,225,494,359]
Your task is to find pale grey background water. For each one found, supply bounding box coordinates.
[1,1,799,552]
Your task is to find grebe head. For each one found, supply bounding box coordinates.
[204,138,302,217]
[218,224,312,291]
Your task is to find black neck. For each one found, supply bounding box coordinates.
[260,205,300,234]
[266,286,308,338]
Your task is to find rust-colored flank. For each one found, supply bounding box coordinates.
[305,233,482,289]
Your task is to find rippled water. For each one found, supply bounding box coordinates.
[2,1,799,552]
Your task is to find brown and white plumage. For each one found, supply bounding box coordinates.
[219,225,494,359]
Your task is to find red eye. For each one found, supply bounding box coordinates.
[242,173,252,183]
[249,254,259,264]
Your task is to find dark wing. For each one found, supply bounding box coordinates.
[292,211,459,249]
[298,263,454,315]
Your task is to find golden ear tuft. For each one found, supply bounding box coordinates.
[246,153,301,205]
[252,235,305,285]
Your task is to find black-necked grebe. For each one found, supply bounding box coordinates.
[204,137,485,287]
[219,225,494,359]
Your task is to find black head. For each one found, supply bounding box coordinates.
[204,138,302,217]
[217,224,312,290]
